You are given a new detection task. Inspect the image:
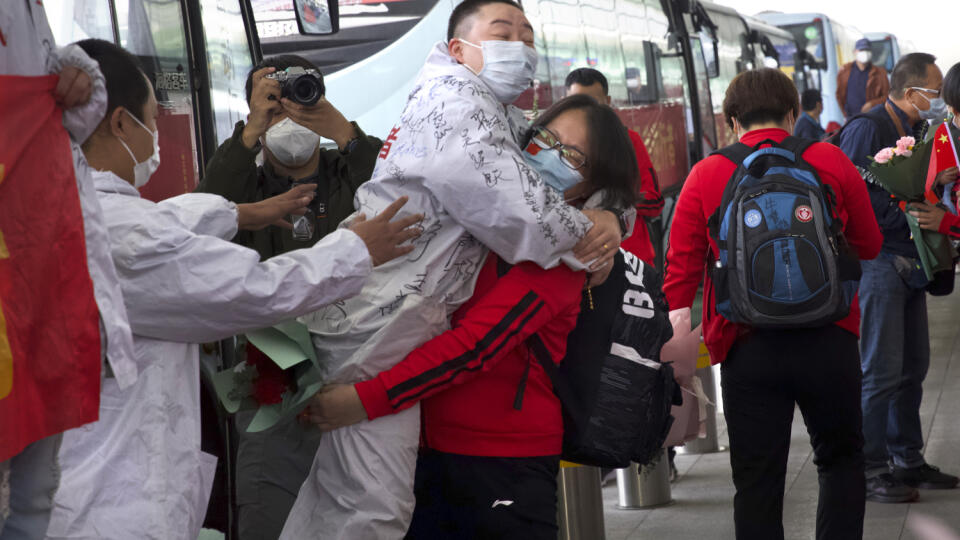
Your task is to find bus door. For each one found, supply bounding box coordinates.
[42,0,258,201]
[46,0,201,203]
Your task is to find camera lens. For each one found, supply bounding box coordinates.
[291,77,322,106]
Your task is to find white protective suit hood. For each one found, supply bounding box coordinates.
[280,42,593,539]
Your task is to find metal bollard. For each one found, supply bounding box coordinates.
[616,450,672,509]
[679,364,724,454]
[556,462,605,540]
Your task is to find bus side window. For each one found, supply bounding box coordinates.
[116,0,201,203]
[44,0,116,43]
[196,0,255,147]
[580,2,627,106]
[624,42,661,105]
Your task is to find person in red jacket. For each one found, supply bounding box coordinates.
[300,94,639,539]
[664,68,882,540]
[565,67,664,264]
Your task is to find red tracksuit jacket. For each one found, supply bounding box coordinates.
[620,129,664,264]
[663,128,883,364]
[356,253,585,457]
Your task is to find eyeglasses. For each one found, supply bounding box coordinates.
[910,86,941,97]
[530,126,588,170]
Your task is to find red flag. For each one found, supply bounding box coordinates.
[926,123,959,191]
[0,74,102,462]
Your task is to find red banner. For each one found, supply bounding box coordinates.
[0,75,102,462]
[138,110,198,203]
[618,103,689,192]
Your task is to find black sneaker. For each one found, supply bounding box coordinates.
[866,473,920,503]
[893,464,960,489]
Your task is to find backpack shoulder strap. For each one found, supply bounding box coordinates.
[827,111,882,146]
[777,135,816,164]
[710,142,753,166]
[516,333,567,410]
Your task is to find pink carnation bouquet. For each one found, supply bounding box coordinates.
[868,135,931,201]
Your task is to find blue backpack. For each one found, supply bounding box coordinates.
[707,136,861,328]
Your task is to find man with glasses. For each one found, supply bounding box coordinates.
[835,52,957,503]
[279,1,625,537]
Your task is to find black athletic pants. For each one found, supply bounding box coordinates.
[721,325,866,540]
[405,450,560,540]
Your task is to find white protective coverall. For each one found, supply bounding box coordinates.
[281,42,595,539]
[45,171,374,540]
[0,0,138,388]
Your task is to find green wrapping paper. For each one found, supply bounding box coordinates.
[212,320,326,432]
[868,137,957,281]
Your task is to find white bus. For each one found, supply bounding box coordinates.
[865,31,913,74]
[756,11,863,133]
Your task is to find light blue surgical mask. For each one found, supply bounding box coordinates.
[459,39,538,104]
[911,88,948,121]
[523,143,583,193]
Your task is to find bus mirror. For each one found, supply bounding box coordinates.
[293,0,339,35]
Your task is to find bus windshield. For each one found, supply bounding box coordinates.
[870,39,896,72]
[782,21,826,67]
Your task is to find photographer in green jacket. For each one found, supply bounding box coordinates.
[197,54,381,261]
[195,54,382,540]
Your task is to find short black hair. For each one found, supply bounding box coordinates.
[722,68,799,130]
[890,52,937,99]
[527,94,638,208]
[565,68,609,95]
[76,39,150,123]
[801,89,822,112]
[245,54,319,103]
[447,0,523,42]
[941,62,960,112]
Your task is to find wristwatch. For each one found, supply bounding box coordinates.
[606,207,630,238]
[341,136,361,154]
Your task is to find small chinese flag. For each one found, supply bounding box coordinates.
[925,122,960,213]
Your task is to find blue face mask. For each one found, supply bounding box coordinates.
[523,142,583,193]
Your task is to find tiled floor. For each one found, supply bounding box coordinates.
[603,289,960,540]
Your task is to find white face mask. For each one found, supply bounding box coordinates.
[459,39,538,104]
[856,50,872,64]
[264,118,321,167]
[117,110,160,189]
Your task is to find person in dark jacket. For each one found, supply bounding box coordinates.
[666,68,882,540]
[835,52,958,505]
[196,54,382,261]
[194,54,382,539]
[836,38,890,119]
[794,88,826,141]
[299,95,639,539]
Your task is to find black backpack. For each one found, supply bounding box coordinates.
[707,136,861,328]
[505,250,679,468]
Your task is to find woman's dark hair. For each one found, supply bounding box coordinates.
[942,62,960,112]
[76,39,150,123]
[527,94,639,208]
[722,68,799,130]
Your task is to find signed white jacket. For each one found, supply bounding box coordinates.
[283,42,593,539]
